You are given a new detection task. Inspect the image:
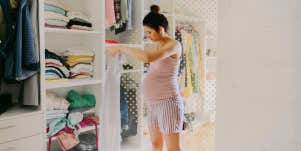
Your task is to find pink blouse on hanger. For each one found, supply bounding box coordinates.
[106,0,116,28]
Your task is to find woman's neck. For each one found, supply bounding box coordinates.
[156,36,170,47]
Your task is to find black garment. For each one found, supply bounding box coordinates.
[122,63,133,70]
[45,49,66,64]
[0,60,12,114]
[0,94,12,114]
[46,66,68,78]
[115,22,127,34]
[67,18,92,28]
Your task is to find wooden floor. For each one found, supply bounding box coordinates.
[143,122,215,151]
[182,122,215,151]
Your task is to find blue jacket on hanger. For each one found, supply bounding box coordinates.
[0,0,39,82]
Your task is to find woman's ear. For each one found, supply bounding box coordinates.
[159,26,164,34]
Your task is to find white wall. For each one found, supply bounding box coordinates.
[216,0,301,151]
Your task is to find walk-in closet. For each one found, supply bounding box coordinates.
[0,0,217,151]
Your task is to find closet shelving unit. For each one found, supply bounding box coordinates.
[42,0,105,150]
[45,27,103,34]
[46,79,103,90]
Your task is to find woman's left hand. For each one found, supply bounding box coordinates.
[105,46,121,57]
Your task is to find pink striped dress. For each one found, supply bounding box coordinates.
[142,42,182,102]
[142,42,184,134]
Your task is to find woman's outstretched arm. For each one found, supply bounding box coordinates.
[106,41,178,63]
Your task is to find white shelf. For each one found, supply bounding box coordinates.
[0,105,43,121]
[46,79,103,89]
[45,27,103,35]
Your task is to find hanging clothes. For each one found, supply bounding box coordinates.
[0,0,40,106]
[182,33,193,97]
[198,38,204,93]
[114,0,128,34]
[175,23,205,118]
[175,26,187,97]
[113,0,121,23]
[105,0,116,28]
[120,72,138,141]
[109,0,132,34]
[176,23,203,97]
[126,0,133,30]
[1,0,39,82]
[22,0,40,106]
[102,56,121,151]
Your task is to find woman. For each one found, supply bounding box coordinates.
[106,5,184,151]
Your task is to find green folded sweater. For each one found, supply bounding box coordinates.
[66,90,96,109]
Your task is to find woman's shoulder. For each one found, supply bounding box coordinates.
[164,38,181,59]
[164,38,180,49]
[169,39,181,52]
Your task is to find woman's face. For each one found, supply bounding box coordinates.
[144,26,162,42]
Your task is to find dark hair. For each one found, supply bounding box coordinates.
[143,5,169,32]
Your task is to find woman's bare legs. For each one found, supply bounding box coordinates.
[163,133,181,151]
[149,127,163,151]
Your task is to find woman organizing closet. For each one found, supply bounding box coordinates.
[106,5,184,151]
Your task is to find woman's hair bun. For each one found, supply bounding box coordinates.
[150,5,160,14]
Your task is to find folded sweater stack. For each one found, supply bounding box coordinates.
[63,50,95,79]
[67,11,93,31]
[46,92,70,122]
[45,0,70,28]
[44,0,93,31]
[45,49,70,80]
